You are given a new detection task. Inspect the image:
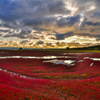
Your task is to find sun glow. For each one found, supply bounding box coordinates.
[86,2,96,12]
[65,0,78,15]
[78,13,85,28]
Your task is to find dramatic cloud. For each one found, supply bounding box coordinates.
[56,32,73,40]
[0,0,100,48]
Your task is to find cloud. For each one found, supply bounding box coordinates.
[0,0,70,25]
[0,0,100,28]
[67,42,81,48]
[0,0,72,37]
[76,33,100,41]
[20,40,29,44]
[0,0,100,48]
[57,15,80,27]
[36,40,44,45]
[86,21,100,26]
[56,32,73,40]
[0,0,99,29]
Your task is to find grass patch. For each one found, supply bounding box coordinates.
[44,75,51,78]
[26,64,32,67]
[81,74,87,77]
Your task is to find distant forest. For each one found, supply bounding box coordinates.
[66,45,100,50]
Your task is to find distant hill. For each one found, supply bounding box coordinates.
[66,45,100,50]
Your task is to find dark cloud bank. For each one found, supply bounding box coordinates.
[0,0,100,41]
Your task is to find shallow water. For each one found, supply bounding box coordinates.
[0,68,35,80]
[0,55,77,59]
[43,59,76,66]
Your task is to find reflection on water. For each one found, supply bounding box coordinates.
[90,58,100,61]
[43,59,76,66]
[0,68,35,80]
[1,55,100,66]
[83,57,90,59]
[0,56,77,59]
[78,60,83,62]
[0,55,77,66]
[90,63,93,66]
[83,57,100,61]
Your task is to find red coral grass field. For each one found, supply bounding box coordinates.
[0,50,100,100]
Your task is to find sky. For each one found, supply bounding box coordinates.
[0,0,100,48]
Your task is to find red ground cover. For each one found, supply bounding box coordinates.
[0,51,100,100]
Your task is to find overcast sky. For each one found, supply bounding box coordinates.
[0,0,100,48]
